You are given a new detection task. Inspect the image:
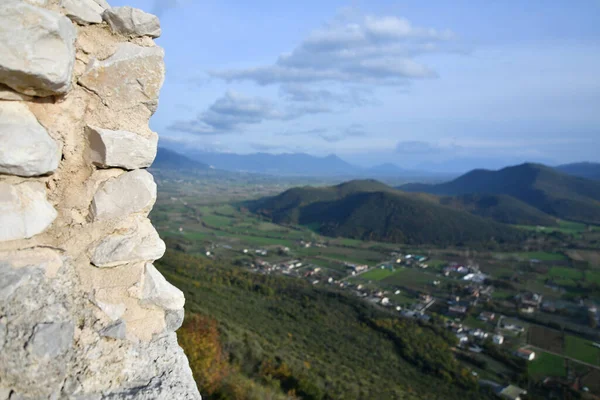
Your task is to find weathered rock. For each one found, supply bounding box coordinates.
[79,43,165,113]
[0,102,61,177]
[0,84,33,101]
[0,2,76,96]
[0,263,35,303]
[27,321,74,358]
[87,125,158,169]
[100,320,127,340]
[103,7,161,38]
[92,298,126,321]
[93,0,111,10]
[0,182,57,242]
[61,0,104,25]
[90,218,166,267]
[90,169,157,221]
[131,263,185,311]
[165,309,184,332]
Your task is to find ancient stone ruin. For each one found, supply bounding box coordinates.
[0,0,201,398]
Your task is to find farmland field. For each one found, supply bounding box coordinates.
[528,352,567,379]
[528,325,564,354]
[565,335,600,366]
[359,268,397,281]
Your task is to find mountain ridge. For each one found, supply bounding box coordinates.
[399,163,600,224]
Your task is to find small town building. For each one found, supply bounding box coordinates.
[515,348,536,361]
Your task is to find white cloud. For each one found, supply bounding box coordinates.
[211,12,454,85]
[170,91,329,135]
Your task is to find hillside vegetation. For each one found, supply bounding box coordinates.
[249,180,525,246]
[439,194,558,227]
[400,163,600,224]
[159,249,491,400]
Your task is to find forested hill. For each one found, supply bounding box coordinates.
[399,163,600,224]
[249,181,525,246]
[556,162,600,181]
[159,249,492,400]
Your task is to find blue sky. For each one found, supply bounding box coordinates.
[112,0,600,169]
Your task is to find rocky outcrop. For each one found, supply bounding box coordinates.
[103,6,161,38]
[0,1,201,399]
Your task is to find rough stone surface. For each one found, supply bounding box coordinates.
[79,43,165,114]
[131,263,185,311]
[93,0,111,10]
[100,320,127,340]
[0,2,76,96]
[0,101,61,177]
[61,0,104,25]
[90,169,157,221]
[0,1,200,398]
[103,7,161,38]
[165,309,185,332]
[28,321,74,358]
[0,182,57,242]
[87,125,158,169]
[89,218,166,267]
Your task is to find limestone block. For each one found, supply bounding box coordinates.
[0,102,61,177]
[79,43,165,114]
[90,169,156,221]
[0,2,76,96]
[27,322,74,358]
[131,263,185,311]
[103,7,161,38]
[61,0,104,25]
[87,125,158,169]
[0,182,57,242]
[100,321,127,340]
[89,218,166,268]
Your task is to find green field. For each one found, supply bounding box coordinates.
[359,268,397,281]
[528,351,567,379]
[548,267,584,280]
[565,335,600,366]
[514,251,567,261]
[381,268,450,291]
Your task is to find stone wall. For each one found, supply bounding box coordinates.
[0,1,201,399]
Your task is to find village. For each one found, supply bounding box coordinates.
[221,242,600,399]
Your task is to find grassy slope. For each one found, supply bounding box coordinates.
[250,181,525,246]
[400,163,600,224]
[158,250,488,400]
[439,194,558,227]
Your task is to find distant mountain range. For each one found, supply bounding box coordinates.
[249,180,526,246]
[555,162,600,181]
[151,147,209,170]
[399,163,600,224]
[154,146,600,185]
[165,148,451,180]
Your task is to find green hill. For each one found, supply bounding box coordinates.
[439,194,558,227]
[250,180,525,246]
[400,163,600,224]
[158,249,490,400]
